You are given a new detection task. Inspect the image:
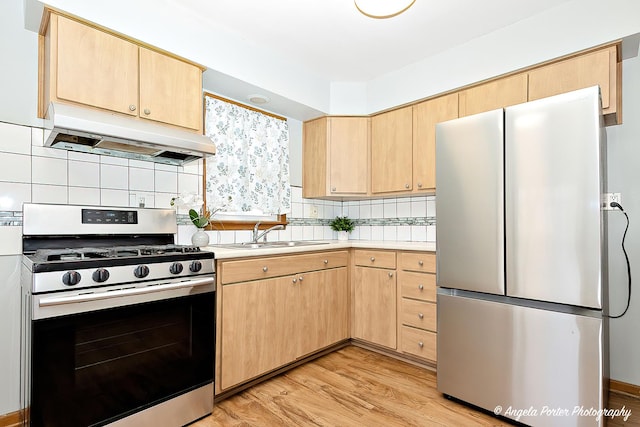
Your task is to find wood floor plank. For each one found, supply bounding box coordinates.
[193,346,640,427]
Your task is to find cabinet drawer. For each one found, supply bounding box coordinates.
[401,299,436,331]
[399,252,435,273]
[401,326,437,362]
[220,251,348,284]
[399,271,436,302]
[354,250,396,269]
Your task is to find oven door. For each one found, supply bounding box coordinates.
[28,279,215,427]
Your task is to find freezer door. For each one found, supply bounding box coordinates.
[505,86,603,308]
[437,293,605,427]
[436,109,504,295]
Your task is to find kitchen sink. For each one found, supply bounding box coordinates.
[211,241,330,249]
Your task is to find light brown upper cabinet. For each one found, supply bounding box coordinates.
[412,93,458,193]
[40,12,204,132]
[528,45,620,125]
[458,73,528,117]
[303,117,370,199]
[371,106,413,194]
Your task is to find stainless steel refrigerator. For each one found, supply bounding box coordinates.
[435,86,608,427]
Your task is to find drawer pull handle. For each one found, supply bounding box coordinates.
[324,259,328,264]
[144,108,151,115]
[370,257,375,262]
[417,182,423,188]
[418,313,424,319]
[418,341,424,348]
[299,276,304,282]
[405,183,410,189]
[263,266,268,272]
[388,272,394,278]
[292,278,297,283]
[418,284,424,290]
[129,104,136,111]
[418,260,424,266]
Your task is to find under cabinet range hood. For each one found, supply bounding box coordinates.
[44,102,216,165]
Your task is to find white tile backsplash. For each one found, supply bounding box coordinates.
[0,122,31,155]
[129,167,154,191]
[371,204,383,218]
[0,153,31,184]
[32,156,66,185]
[0,182,30,210]
[383,203,397,218]
[411,199,427,217]
[411,225,427,242]
[0,227,22,255]
[68,187,100,205]
[129,159,155,170]
[31,145,67,159]
[397,201,411,217]
[178,173,199,194]
[100,164,128,190]
[69,160,100,188]
[32,184,67,204]
[154,170,178,194]
[100,189,129,207]
[31,127,44,146]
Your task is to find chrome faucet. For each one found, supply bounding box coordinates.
[252,221,285,243]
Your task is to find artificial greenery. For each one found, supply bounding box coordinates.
[189,209,210,228]
[329,216,355,233]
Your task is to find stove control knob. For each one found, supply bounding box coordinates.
[134,265,150,278]
[92,268,110,283]
[62,271,81,286]
[189,260,203,273]
[170,262,184,275]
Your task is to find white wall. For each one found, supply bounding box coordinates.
[1,0,39,127]
[606,54,640,386]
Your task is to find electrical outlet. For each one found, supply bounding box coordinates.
[603,192,622,210]
[309,205,319,218]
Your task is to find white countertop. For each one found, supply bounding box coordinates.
[204,240,435,259]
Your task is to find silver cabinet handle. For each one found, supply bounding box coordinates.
[418,284,424,290]
[370,257,375,262]
[263,266,268,272]
[417,182,423,188]
[324,259,328,264]
[144,108,151,115]
[299,276,304,282]
[331,187,336,192]
[418,260,424,266]
[418,313,424,319]
[292,277,297,283]
[418,341,424,348]
[129,104,136,111]
[388,272,394,277]
[405,183,410,189]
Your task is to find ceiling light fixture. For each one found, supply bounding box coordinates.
[354,0,416,19]
[247,94,270,105]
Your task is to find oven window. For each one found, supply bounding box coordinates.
[30,292,215,427]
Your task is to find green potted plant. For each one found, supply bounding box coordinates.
[329,216,355,241]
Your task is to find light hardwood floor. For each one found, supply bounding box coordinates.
[193,346,640,426]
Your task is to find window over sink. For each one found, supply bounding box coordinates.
[202,93,291,230]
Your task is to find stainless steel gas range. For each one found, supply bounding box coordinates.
[20,203,216,427]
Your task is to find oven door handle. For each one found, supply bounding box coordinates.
[38,277,215,307]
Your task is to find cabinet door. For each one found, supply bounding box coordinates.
[55,16,138,116]
[298,268,349,357]
[371,106,413,194]
[329,117,369,195]
[412,93,458,192]
[528,46,616,114]
[458,73,528,117]
[220,277,297,390]
[139,47,203,131]
[302,117,328,198]
[352,266,397,349]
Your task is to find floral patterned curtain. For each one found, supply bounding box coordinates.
[204,96,291,214]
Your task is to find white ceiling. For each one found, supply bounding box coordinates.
[175,0,572,82]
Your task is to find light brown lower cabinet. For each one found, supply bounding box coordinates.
[352,256,397,349]
[398,251,437,363]
[219,253,348,391]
